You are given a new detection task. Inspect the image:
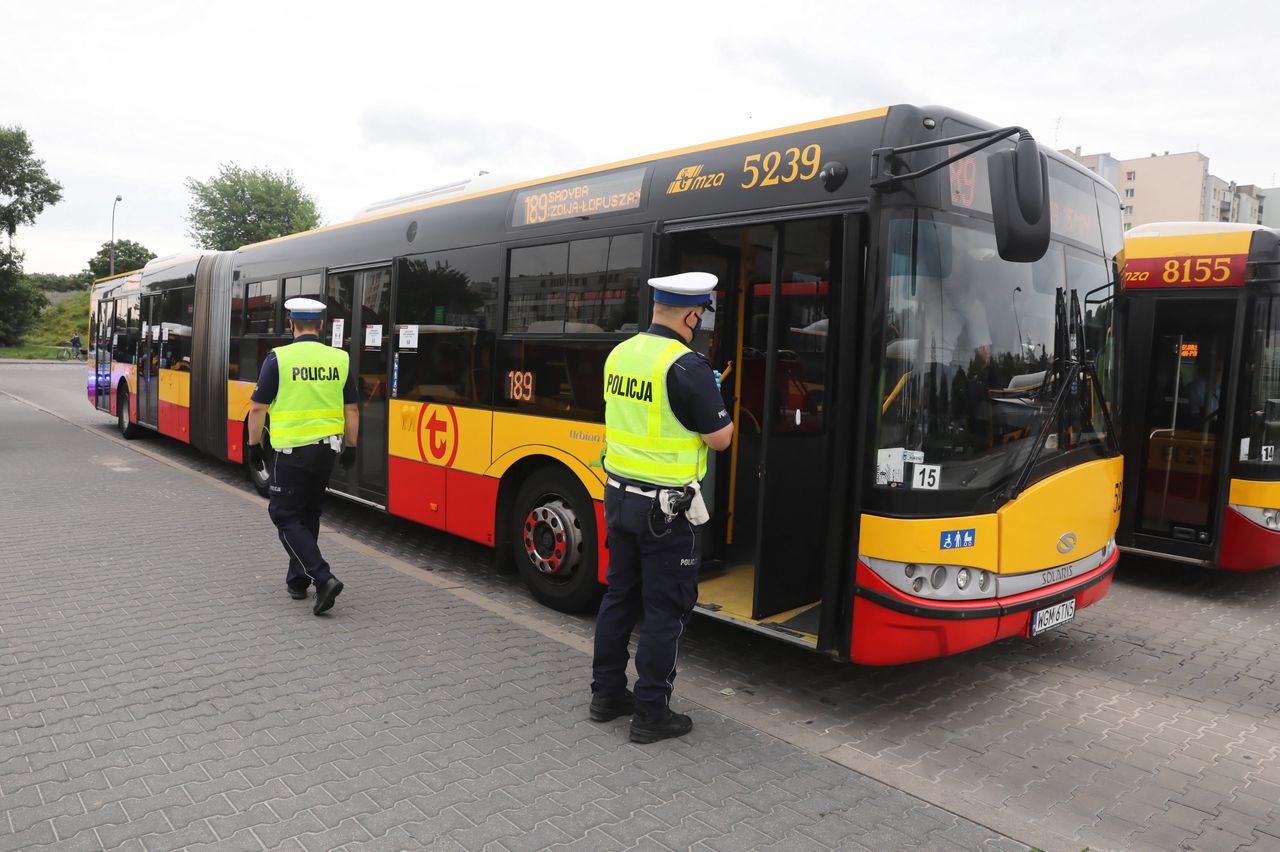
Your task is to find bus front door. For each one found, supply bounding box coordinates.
[1125,296,1238,560]
[95,300,114,412]
[325,266,392,507]
[663,217,840,637]
[138,293,161,428]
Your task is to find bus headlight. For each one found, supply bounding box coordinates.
[1231,504,1280,530]
[862,556,997,601]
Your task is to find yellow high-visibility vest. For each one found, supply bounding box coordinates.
[268,341,349,448]
[603,333,707,486]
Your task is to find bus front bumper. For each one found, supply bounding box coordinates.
[849,547,1118,665]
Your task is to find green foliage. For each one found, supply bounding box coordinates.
[23,270,92,292]
[87,239,156,279]
[185,163,321,251]
[27,289,90,346]
[0,125,63,238]
[0,248,49,346]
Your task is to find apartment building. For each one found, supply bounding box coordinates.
[1062,148,1266,230]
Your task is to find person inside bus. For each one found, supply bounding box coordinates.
[1187,357,1223,429]
[591,272,733,744]
[246,297,360,616]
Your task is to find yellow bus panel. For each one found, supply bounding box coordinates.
[998,455,1123,572]
[1229,478,1280,510]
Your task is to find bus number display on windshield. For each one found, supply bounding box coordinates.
[949,155,978,208]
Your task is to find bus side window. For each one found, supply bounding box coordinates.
[395,248,499,404]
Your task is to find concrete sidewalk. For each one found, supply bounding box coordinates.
[0,394,1027,851]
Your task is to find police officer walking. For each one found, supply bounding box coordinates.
[246,297,359,615]
[590,272,733,743]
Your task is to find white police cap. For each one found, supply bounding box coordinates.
[285,297,326,320]
[648,272,717,309]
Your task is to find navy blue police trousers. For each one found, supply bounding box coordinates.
[591,481,701,720]
[267,442,337,591]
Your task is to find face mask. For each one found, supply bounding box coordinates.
[688,310,703,336]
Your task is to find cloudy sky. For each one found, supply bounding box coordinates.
[7,0,1279,274]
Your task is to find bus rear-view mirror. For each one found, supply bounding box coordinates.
[990,136,1051,263]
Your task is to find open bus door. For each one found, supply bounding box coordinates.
[661,216,844,645]
[324,265,392,507]
[1119,294,1242,564]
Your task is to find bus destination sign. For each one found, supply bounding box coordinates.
[512,168,646,227]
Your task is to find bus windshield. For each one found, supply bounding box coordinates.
[874,210,1117,512]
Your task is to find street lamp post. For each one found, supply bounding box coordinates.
[110,194,123,277]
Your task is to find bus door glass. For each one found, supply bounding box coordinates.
[325,267,391,505]
[138,293,161,427]
[95,299,113,411]
[663,216,838,626]
[1137,298,1235,543]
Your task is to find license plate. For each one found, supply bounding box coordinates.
[1030,599,1076,636]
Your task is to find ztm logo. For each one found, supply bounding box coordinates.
[416,404,460,467]
[666,164,725,194]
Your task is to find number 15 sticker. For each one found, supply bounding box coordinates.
[913,464,940,490]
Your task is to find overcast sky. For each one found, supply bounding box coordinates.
[7,0,1279,274]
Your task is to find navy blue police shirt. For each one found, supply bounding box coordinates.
[644,324,733,435]
[250,334,359,405]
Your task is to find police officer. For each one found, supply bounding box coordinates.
[246,297,359,615]
[590,272,733,743]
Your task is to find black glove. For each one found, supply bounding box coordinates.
[339,445,357,470]
[248,443,265,469]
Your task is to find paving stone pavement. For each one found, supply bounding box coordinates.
[8,362,1280,852]
[0,384,1031,850]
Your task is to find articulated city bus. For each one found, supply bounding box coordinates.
[89,104,1125,664]
[1116,222,1280,571]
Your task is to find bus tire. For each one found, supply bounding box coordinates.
[245,421,272,497]
[117,387,140,440]
[511,467,603,614]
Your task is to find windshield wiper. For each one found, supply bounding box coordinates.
[1007,287,1120,500]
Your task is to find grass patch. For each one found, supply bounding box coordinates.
[0,344,70,360]
[0,289,92,359]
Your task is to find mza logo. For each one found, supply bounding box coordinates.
[666,164,726,194]
[416,404,460,467]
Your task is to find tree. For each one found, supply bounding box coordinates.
[185,164,321,251]
[0,249,49,346]
[0,125,63,239]
[86,239,156,279]
[22,271,93,292]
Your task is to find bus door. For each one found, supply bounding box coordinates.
[95,299,114,411]
[662,216,840,630]
[325,266,392,507]
[137,293,161,428]
[1125,296,1239,557]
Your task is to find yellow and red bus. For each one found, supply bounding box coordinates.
[1116,222,1280,570]
[90,104,1125,664]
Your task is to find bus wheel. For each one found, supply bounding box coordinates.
[245,423,272,497]
[117,388,140,439]
[511,468,602,613]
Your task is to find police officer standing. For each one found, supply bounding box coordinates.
[246,297,359,615]
[590,272,733,743]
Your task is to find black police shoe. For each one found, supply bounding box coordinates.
[629,711,693,744]
[313,579,344,615]
[287,585,308,600]
[589,689,635,723]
